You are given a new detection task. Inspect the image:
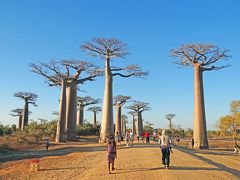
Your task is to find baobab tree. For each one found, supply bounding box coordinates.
[14,92,37,130]
[81,37,148,141]
[128,111,136,134]
[30,60,102,141]
[126,101,151,136]
[87,106,102,126]
[165,113,176,136]
[77,96,100,126]
[121,115,128,136]
[9,108,23,129]
[171,43,231,149]
[114,95,131,136]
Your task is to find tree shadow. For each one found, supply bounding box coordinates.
[40,166,85,171]
[112,166,219,174]
[174,146,240,178]
[0,145,106,163]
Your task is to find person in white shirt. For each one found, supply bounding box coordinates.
[158,129,172,169]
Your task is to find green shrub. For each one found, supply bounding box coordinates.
[76,124,100,136]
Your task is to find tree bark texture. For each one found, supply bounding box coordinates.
[65,81,77,140]
[21,101,28,130]
[93,112,97,126]
[115,106,122,136]
[132,116,135,135]
[193,64,209,149]
[18,115,22,129]
[100,58,114,141]
[55,79,67,142]
[136,112,143,136]
[77,105,84,126]
[121,118,126,136]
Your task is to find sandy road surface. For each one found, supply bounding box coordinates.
[0,142,239,180]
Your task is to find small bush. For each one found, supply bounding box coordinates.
[76,124,100,136]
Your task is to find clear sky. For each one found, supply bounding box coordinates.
[0,0,239,130]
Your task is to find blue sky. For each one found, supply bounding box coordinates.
[0,0,239,130]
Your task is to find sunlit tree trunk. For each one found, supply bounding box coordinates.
[132,117,135,134]
[65,81,77,140]
[77,105,84,126]
[18,115,22,129]
[93,112,97,126]
[121,118,126,135]
[21,101,28,130]
[55,79,66,142]
[115,106,122,136]
[193,64,209,148]
[100,57,114,141]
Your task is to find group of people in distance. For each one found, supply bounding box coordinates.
[106,129,173,173]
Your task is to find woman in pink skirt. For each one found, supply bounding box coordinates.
[107,135,117,174]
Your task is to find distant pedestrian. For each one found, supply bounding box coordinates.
[141,132,145,143]
[191,137,194,149]
[115,132,122,147]
[45,138,50,150]
[130,130,134,146]
[159,130,172,169]
[125,131,130,147]
[176,135,180,146]
[136,133,139,142]
[153,131,156,141]
[145,131,150,144]
[107,135,117,174]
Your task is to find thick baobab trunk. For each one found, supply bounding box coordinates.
[65,81,77,140]
[121,118,126,135]
[100,58,114,141]
[93,112,97,126]
[18,115,22,129]
[136,112,143,136]
[115,106,122,136]
[132,116,135,134]
[77,105,84,126]
[55,79,67,142]
[193,64,209,149]
[21,101,28,130]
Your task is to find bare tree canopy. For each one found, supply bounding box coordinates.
[9,108,23,116]
[14,92,38,106]
[113,95,131,106]
[81,37,129,59]
[77,96,100,107]
[30,60,103,86]
[121,115,128,120]
[230,100,240,114]
[111,64,148,78]
[166,113,176,121]
[81,38,148,78]
[126,101,151,112]
[170,43,231,71]
[128,111,136,116]
[87,106,102,113]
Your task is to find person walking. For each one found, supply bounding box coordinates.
[45,138,50,150]
[125,131,130,147]
[107,135,117,174]
[115,132,122,147]
[141,132,145,143]
[191,137,194,149]
[129,129,134,146]
[158,130,172,169]
[145,130,150,144]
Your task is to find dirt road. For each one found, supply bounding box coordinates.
[0,142,239,180]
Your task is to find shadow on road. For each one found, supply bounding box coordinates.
[0,145,106,163]
[174,146,240,179]
[40,166,85,171]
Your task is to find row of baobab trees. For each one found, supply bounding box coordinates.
[10,37,231,149]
